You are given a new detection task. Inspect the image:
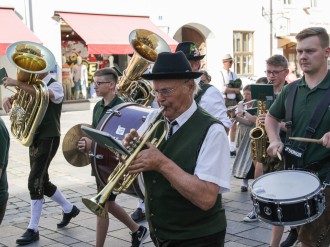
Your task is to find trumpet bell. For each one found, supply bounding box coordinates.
[81,197,108,219]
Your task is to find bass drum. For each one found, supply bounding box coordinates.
[91,102,153,200]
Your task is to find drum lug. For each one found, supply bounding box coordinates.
[252,197,260,214]
[304,202,311,217]
[276,205,283,222]
[89,152,104,160]
[105,109,122,117]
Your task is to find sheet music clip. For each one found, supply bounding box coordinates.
[81,126,130,158]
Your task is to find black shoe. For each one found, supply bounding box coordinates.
[241,186,248,192]
[230,151,236,157]
[131,208,145,223]
[280,228,298,247]
[57,205,80,228]
[16,229,39,245]
[131,225,149,247]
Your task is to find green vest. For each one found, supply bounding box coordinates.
[36,78,62,139]
[143,107,227,240]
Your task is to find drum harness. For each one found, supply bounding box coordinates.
[284,80,330,185]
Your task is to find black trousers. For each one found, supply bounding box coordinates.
[151,230,226,247]
[28,137,59,200]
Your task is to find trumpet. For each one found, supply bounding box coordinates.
[82,107,167,218]
[227,99,257,111]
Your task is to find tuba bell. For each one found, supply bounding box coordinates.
[117,29,171,106]
[6,41,56,146]
[82,107,167,218]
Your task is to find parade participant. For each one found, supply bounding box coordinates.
[200,70,212,84]
[0,117,9,225]
[243,54,294,247]
[3,71,79,245]
[123,51,231,246]
[219,53,240,156]
[266,26,330,247]
[231,85,257,192]
[175,41,231,132]
[77,68,148,247]
[131,42,232,223]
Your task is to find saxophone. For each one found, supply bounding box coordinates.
[249,100,269,163]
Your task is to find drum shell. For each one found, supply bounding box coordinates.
[91,102,153,199]
[251,170,325,226]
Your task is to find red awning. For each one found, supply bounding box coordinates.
[0,8,42,55]
[56,12,178,54]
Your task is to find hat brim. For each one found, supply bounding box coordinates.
[187,55,205,61]
[141,71,202,80]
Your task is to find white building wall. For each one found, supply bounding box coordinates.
[2,0,329,104]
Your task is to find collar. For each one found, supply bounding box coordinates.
[298,70,330,90]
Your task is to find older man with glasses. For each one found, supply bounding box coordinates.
[123,51,231,247]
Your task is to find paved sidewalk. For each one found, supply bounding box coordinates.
[0,109,294,247]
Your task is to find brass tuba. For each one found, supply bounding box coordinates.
[6,41,56,146]
[82,107,167,218]
[249,100,269,163]
[117,29,171,106]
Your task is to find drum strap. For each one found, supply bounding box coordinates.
[284,80,330,167]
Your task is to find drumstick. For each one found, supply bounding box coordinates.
[277,151,282,161]
[289,137,323,144]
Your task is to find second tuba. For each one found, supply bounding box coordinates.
[6,41,56,147]
[117,29,171,106]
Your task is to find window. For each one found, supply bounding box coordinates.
[233,31,254,75]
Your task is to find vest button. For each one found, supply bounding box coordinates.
[153,180,156,184]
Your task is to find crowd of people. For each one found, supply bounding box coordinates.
[1,26,330,247]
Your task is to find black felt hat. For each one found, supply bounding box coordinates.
[141,51,202,80]
[175,41,205,61]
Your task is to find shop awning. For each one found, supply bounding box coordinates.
[0,8,42,55]
[55,12,178,54]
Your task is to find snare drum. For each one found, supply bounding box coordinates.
[251,170,325,226]
[91,102,153,199]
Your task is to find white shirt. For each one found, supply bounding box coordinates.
[219,68,237,99]
[198,85,232,129]
[42,74,64,104]
[137,102,231,193]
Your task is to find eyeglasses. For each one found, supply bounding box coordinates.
[264,68,287,76]
[93,81,112,86]
[151,87,177,97]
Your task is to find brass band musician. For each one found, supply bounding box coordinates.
[76,68,149,247]
[266,27,330,247]
[3,71,79,245]
[123,51,231,246]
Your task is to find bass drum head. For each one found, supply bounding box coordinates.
[91,102,152,199]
